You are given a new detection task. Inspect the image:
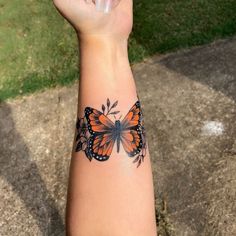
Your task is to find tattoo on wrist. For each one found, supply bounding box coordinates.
[75,98,147,167]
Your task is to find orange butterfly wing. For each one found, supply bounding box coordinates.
[120,101,144,157]
[85,107,116,161]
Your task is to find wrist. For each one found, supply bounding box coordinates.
[77,31,129,45]
[77,34,133,87]
[78,34,129,61]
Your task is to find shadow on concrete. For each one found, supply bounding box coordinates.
[159,38,236,102]
[0,102,64,235]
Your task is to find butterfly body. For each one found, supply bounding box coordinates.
[84,101,144,162]
[114,120,121,153]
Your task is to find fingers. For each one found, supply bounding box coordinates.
[90,0,116,13]
[90,0,129,13]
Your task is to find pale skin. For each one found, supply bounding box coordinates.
[53,0,157,235]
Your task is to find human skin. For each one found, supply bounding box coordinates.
[53,0,157,235]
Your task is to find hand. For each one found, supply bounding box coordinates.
[53,0,133,41]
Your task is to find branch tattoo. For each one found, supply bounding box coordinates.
[75,99,147,167]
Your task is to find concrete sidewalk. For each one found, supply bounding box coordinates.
[1,37,236,235]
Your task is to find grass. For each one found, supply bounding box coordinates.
[0,0,236,101]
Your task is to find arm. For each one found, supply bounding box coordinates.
[53,1,157,235]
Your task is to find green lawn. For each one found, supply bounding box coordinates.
[1,0,236,101]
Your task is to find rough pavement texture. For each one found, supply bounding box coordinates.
[0,37,236,236]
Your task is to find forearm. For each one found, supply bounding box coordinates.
[66,36,157,236]
[77,36,137,112]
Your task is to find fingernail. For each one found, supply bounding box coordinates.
[104,0,112,13]
[95,0,112,13]
[95,0,103,11]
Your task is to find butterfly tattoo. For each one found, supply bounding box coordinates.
[75,99,147,167]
